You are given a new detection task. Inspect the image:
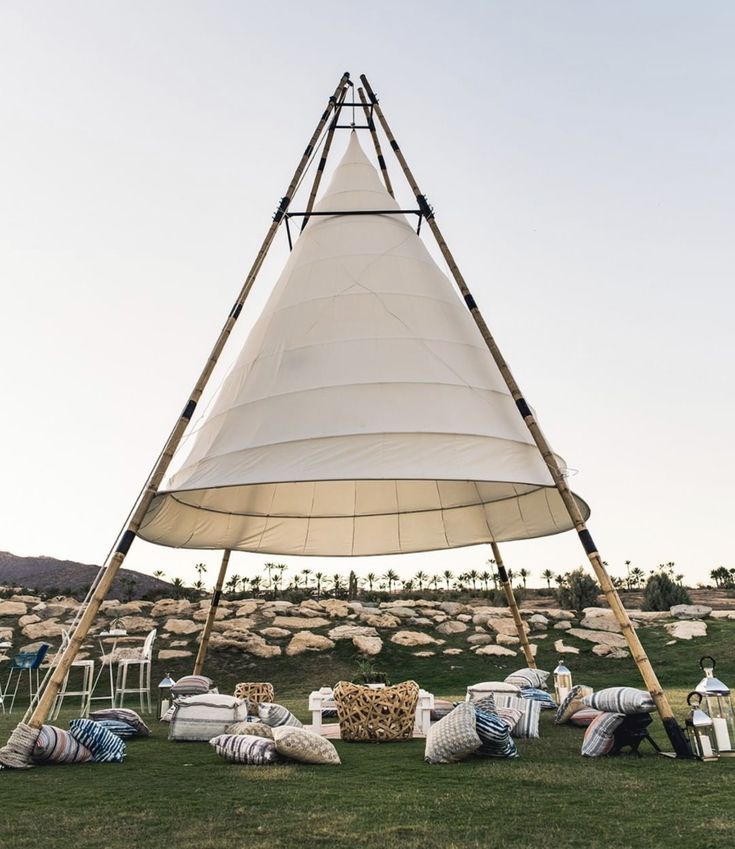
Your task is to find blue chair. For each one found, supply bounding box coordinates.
[4,644,50,714]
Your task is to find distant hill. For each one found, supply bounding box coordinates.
[0,550,172,600]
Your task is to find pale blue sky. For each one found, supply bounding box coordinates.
[1,1,733,588]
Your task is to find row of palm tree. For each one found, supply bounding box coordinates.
[152,558,700,600]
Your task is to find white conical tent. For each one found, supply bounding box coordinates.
[139,132,589,556]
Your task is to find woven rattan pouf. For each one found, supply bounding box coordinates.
[333,680,419,742]
[233,682,275,705]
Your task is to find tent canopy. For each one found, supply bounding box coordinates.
[139,132,589,556]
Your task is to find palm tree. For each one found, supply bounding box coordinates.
[630,567,645,590]
[541,569,554,590]
[249,575,261,596]
[153,569,166,580]
[301,568,312,590]
[507,568,514,584]
[364,571,377,592]
[429,574,440,591]
[332,573,343,597]
[519,568,529,588]
[382,569,399,595]
[442,569,454,590]
[414,570,429,591]
[225,574,240,595]
[467,569,479,592]
[624,560,632,590]
[402,579,414,593]
[487,559,499,590]
[479,571,491,593]
[194,562,207,589]
[171,577,186,599]
[314,571,325,600]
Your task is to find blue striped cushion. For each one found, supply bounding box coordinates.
[93,719,138,738]
[209,734,279,765]
[474,708,518,758]
[90,707,151,736]
[32,725,92,764]
[257,702,303,728]
[520,687,557,710]
[494,694,540,739]
[68,718,126,763]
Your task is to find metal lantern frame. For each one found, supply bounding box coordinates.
[686,691,719,761]
[695,655,735,757]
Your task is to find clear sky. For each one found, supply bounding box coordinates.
[1,1,733,589]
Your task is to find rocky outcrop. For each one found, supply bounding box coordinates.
[285,631,335,656]
[474,644,517,657]
[272,616,330,630]
[391,631,439,647]
[665,620,707,640]
[328,625,379,641]
[163,618,201,635]
[436,620,468,635]
[553,639,579,655]
[352,635,383,656]
[670,604,712,620]
[566,628,627,649]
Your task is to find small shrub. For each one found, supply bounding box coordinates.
[352,658,390,686]
[556,568,600,611]
[488,588,525,607]
[642,572,691,611]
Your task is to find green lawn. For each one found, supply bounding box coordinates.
[2,622,735,849]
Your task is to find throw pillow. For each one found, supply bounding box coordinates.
[171,675,213,696]
[425,703,481,764]
[92,719,138,738]
[495,706,525,733]
[466,682,520,702]
[569,708,603,728]
[494,695,540,739]
[169,694,248,742]
[430,699,457,721]
[582,687,655,715]
[520,687,557,710]
[258,702,303,728]
[32,725,92,764]
[504,668,550,690]
[581,712,625,757]
[90,707,151,736]
[68,718,126,763]
[555,685,594,725]
[271,726,341,765]
[226,720,274,739]
[472,695,497,713]
[474,708,519,758]
[209,734,279,765]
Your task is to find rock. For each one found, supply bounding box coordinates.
[233,601,259,616]
[20,641,48,653]
[710,610,735,621]
[272,616,330,630]
[439,602,467,616]
[211,632,281,658]
[359,613,401,628]
[111,601,151,616]
[457,614,472,622]
[18,614,41,627]
[260,627,292,639]
[294,607,330,619]
[352,635,383,656]
[553,639,580,655]
[484,618,529,636]
[299,599,324,611]
[592,644,629,659]
[320,599,350,618]
[347,602,364,612]
[151,599,193,618]
[436,620,468,635]
[286,631,336,656]
[475,645,518,657]
[670,604,712,620]
[553,621,572,631]
[529,613,549,627]
[170,640,189,647]
[443,648,464,655]
[22,620,65,640]
[164,618,202,635]
[628,611,670,623]
[413,651,435,657]
[532,634,547,640]
[496,634,520,646]
[384,606,417,618]
[120,616,156,633]
[0,627,13,641]
[10,595,39,603]
[566,628,627,648]
[328,625,379,641]
[158,649,192,660]
[412,617,434,626]
[665,639,677,645]
[466,633,494,646]
[265,601,294,611]
[0,602,28,616]
[391,631,439,647]
[224,617,256,633]
[665,620,707,640]
[380,599,417,608]
[580,608,623,633]
[193,606,229,622]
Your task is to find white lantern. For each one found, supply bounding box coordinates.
[553,660,572,704]
[695,656,735,757]
[685,692,719,761]
[158,673,177,720]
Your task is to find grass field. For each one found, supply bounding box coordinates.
[2,621,734,848]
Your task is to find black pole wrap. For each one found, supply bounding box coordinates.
[211,589,222,609]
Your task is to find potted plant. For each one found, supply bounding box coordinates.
[352,658,390,688]
[108,615,126,637]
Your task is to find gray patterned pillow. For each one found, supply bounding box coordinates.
[257,702,303,728]
[425,703,481,764]
[555,685,594,724]
[581,687,655,715]
[472,694,497,713]
[504,668,550,690]
[226,720,274,739]
[209,734,279,765]
[272,726,341,765]
[494,694,540,739]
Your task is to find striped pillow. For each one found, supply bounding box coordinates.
[226,720,274,739]
[504,668,550,690]
[425,703,481,764]
[494,695,540,739]
[581,712,624,757]
[93,719,138,738]
[474,708,519,759]
[466,681,520,702]
[495,706,524,732]
[472,695,497,713]
[272,726,341,765]
[169,694,248,742]
[171,675,213,696]
[570,708,603,728]
[209,734,279,765]
[90,707,151,736]
[32,725,92,764]
[582,687,655,715]
[68,718,126,763]
[520,687,557,710]
[257,702,303,728]
[555,685,594,725]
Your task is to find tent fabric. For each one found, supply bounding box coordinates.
[139,132,589,556]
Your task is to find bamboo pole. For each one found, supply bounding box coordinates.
[300,83,351,232]
[360,73,691,757]
[0,73,350,757]
[357,86,394,198]
[490,542,536,669]
[192,550,231,675]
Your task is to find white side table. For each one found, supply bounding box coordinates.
[415,688,435,735]
[308,687,435,736]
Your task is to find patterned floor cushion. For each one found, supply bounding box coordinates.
[272,726,341,765]
[555,685,594,725]
[474,708,519,759]
[226,720,274,739]
[68,718,126,763]
[169,694,247,742]
[32,725,93,764]
[92,719,138,738]
[581,712,625,757]
[495,706,525,732]
[209,734,279,765]
[494,695,540,739]
[258,702,303,728]
[430,699,457,721]
[466,682,520,702]
[569,708,603,728]
[425,702,481,764]
[90,707,151,736]
[582,687,655,715]
[504,668,550,690]
[233,682,274,706]
[171,675,214,697]
[472,695,497,713]
[520,687,557,709]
